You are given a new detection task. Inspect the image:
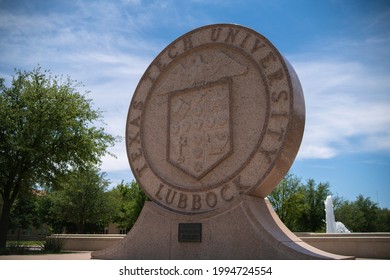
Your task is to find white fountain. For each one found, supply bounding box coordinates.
[324,195,350,233]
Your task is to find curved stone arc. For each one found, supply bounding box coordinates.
[250,56,305,198]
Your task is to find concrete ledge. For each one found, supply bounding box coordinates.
[47,234,125,251]
[295,232,390,259]
[48,232,390,259]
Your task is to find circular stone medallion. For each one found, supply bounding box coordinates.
[126,24,305,214]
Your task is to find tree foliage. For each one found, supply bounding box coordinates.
[41,166,112,233]
[334,195,390,232]
[269,175,331,232]
[269,174,390,233]
[108,181,149,231]
[9,191,40,233]
[0,67,115,248]
[297,180,331,232]
[267,173,305,231]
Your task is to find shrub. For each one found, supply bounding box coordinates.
[42,236,65,253]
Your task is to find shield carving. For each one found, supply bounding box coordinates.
[167,78,233,180]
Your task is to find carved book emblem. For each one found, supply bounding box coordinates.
[167,78,233,179]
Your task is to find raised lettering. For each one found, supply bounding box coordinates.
[221,184,234,201]
[206,192,217,208]
[135,162,148,178]
[211,27,222,41]
[128,131,140,147]
[267,68,284,86]
[272,90,288,103]
[232,175,250,194]
[259,147,278,164]
[267,127,285,142]
[145,70,156,83]
[168,46,178,59]
[132,101,144,110]
[178,193,188,209]
[251,38,266,54]
[225,28,239,43]
[130,148,143,162]
[155,183,164,200]
[154,58,166,71]
[182,36,193,51]
[240,33,251,48]
[192,194,202,210]
[129,115,141,127]
[165,189,177,204]
[260,51,277,69]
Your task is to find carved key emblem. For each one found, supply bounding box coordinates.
[167,78,233,180]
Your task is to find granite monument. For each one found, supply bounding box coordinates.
[92,24,353,259]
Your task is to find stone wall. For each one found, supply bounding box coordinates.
[50,232,390,259]
[48,234,125,252]
[296,233,390,259]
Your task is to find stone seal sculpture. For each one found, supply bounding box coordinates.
[126,23,304,213]
[92,24,353,259]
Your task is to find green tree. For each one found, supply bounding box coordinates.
[36,191,63,234]
[297,180,331,232]
[269,176,331,232]
[8,190,41,239]
[268,173,390,233]
[0,68,115,249]
[268,173,305,231]
[43,166,111,233]
[109,181,148,231]
[376,207,390,232]
[334,195,381,232]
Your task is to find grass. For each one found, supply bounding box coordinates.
[1,237,66,255]
[7,240,44,246]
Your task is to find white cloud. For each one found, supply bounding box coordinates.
[101,142,129,172]
[290,58,390,159]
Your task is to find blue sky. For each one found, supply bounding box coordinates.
[1,0,389,208]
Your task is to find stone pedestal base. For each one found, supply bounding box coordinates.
[91,195,353,259]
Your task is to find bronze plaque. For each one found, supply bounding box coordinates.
[178,223,202,243]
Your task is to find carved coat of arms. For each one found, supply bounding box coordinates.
[167,78,233,179]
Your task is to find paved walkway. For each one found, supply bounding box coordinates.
[0,251,92,260]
